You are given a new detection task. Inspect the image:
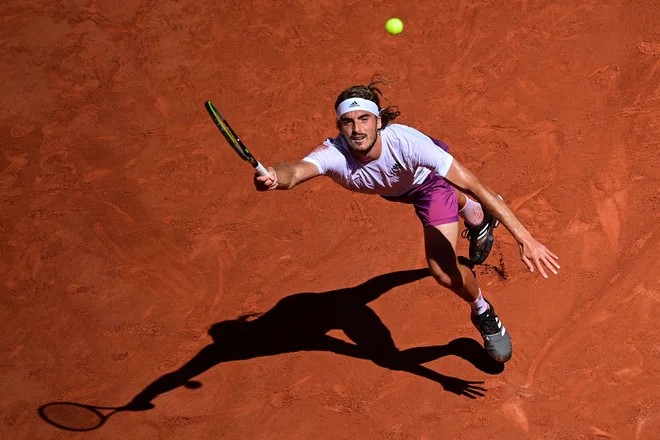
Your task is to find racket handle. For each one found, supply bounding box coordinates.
[254,162,269,177]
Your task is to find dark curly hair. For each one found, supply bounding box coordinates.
[334,74,401,129]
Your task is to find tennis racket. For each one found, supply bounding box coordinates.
[205,101,269,176]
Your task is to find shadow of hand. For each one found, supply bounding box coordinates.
[440,376,487,399]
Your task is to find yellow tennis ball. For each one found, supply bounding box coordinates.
[385,18,404,35]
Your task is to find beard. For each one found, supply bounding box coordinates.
[346,130,378,156]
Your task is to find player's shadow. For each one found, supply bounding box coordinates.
[126,268,504,410]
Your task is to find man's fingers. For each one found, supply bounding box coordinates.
[548,255,561,269]
[539,247,560,273]
[535,259,549,278]
[521,241,560,278]
[541,256,558,275]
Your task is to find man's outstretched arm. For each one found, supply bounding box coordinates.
[254,160,320,191]
[443,159,560,278]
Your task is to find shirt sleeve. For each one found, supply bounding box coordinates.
[301,139,345,176]
[393,125,454,177]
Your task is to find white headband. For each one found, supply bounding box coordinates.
[336,98,380,120]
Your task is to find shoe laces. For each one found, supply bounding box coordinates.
[461,212,492,241]
[473,309,500,335]
[461,222,483,240]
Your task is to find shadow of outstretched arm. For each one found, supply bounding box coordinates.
[348,268,430,304]
[126,344,222,410]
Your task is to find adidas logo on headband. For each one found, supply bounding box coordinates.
[336,98,380,119]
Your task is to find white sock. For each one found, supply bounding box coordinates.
[470,289,490,315]
[459,197,484,226]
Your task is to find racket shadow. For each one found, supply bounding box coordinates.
[126,268,504,411]
[38,402,129,432]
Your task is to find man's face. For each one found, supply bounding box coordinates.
[337,110,382,155]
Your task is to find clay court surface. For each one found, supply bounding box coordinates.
[2,0,660,438]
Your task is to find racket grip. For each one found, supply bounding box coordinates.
[254,162,269,177]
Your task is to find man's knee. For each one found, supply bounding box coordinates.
[429,256,477,289]
[428,264,464,290]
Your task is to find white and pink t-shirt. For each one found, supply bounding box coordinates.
[302,124,454,197]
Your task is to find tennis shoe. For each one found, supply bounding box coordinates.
[471,299,512,363]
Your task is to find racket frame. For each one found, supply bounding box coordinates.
[205,101,269,176]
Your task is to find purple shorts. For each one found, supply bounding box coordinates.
[381,136,458,228]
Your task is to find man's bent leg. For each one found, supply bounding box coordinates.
[423,222,479,302]
[423,222,512,363]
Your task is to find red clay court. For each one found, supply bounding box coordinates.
[2,0,660,438]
